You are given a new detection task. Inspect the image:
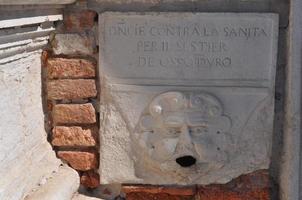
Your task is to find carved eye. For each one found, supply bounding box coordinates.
[167,128,181,137]
[190,126,208,136]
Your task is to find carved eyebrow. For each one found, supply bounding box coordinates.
[187,120,209,126]
[190,124,208,128]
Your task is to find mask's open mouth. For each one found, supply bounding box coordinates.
[176,155,196,167]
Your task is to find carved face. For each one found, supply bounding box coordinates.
[135,92,232,173]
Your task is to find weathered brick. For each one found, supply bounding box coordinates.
[53,103,96,125]
[57,151,98,171]
[123,186,195,196]
[47,58,96,79]
[123,186,195,200]
[196,170,270,200]
[47,79,97,100]
[47,100,54,111]
[125,193,193,200]
[64,10,97,32]
[123,171,270,200]
[80,171,100,188]
[52,126,97,147]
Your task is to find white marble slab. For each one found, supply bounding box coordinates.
[98,12,279,185]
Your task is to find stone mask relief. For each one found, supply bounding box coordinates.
[133,91,232,180]
[99,13,278,185]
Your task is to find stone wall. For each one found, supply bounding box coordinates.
[0,11,63,198]
[0,51,62,200]
[0,5,84,200]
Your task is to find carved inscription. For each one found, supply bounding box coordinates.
[100,13,278,85]
[108,24,267,38]
[107,23,268,69]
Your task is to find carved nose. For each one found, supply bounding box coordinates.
[176,125,193,152]
[176,155,196,167]
[180,125,192,143]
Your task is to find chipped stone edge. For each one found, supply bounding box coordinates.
[25,165,80,200]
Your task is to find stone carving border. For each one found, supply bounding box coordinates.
[279,0,302,199]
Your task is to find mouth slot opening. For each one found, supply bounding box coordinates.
[176,155,196,167]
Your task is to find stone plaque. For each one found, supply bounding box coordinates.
[99,12,278,185]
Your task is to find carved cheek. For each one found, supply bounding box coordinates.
[194,137,227,163]
[194,141,207,161]
[138,132,151,148]
[194,137,216,160]
[150,138,179,162]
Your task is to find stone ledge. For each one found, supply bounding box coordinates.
[0,0,76,5]
[0,15,62,29]
[88,0,288,27]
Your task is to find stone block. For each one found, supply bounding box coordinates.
[57,151,98,171]
[80,171,100,188]
[64,10,97,32]
[53,103,96,125]
[52,126,97,147]
[51,33,95,56]
[196,170,270,200]
[47,79,97,100]
[98,13,279,185]
[100,13,278,86]
[47,58,96,79]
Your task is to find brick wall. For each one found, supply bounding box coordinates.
[122,170,270,200]
[43,5,100,189]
